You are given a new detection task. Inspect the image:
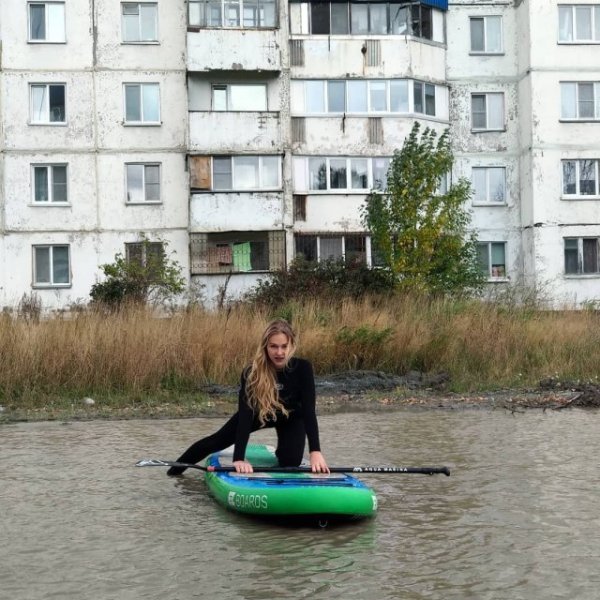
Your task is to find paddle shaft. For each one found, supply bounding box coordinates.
[136,459,450,476]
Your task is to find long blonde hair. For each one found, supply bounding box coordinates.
[245,319,297,425]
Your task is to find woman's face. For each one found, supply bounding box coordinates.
[266,332,291,369]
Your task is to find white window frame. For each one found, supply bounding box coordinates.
[560,82,600,120]
[471,92,505,132]
[478,241,507,280]
[121,2,159,43]
[294,156,391,193]
[469,15,503,54]
[564,237,600,275]
[211,83,268,111]
[188,0,278,28]
[30,83,66,124]
[558,4,600,43]
[125,163,161,203]
[32,244,71,287]
[212,156,281,190]
[562,159,600,197]
[471,166,507,205]
[123,83,161,124]
[31,164,69,204]
[28,1,66,43]
[299,79,439,117]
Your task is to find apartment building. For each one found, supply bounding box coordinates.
[0,1,188,309]
[1,0,599,309]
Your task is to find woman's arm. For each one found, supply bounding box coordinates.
[300,360,329,472]
[233,369,254,466]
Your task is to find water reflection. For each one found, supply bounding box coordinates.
[2,410,600,599]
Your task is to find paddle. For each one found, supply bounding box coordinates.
[135,458,450,476]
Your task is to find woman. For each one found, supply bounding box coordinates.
[167,319,329,475]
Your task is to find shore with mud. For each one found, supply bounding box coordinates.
[2,370,598,424]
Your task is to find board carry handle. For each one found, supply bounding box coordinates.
[135,459,450,476]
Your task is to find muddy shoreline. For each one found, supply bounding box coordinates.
[2,371,598,424]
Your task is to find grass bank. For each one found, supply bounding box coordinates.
[1,297,599,418]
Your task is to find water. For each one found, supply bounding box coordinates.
[2,410,600,600]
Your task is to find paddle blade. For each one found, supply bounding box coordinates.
[135,459,173,468]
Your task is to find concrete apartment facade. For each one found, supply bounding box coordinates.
[1,0,599,309]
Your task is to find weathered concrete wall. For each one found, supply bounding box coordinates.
[291,38,447,81]
[189,112,282,152]
[0,0,189,310]
[190,192,284,231]
[187,30,282,72]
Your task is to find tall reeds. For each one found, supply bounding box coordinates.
[1,297,599,402]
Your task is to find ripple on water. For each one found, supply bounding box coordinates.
[2,412,600,600]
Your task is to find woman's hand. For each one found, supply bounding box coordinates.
[233,460,254,474]
[309,451,330,474]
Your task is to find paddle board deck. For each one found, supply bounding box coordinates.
[204,444,377,521]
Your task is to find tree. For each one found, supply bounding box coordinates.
[362,122,484,295]
[90,236,186,308]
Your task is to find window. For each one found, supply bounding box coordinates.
[33,245,70,286]
[565,238,600,274]
[307,2,433,39]
[211,84,267,111]
[559,5,600,42]
[30,83,66,124]
[190,231,285,274]
[122,3,158,42]
[472,167,506,204]
[295,234,369,266]
[560,82,600,120]
[300,79,438,116]
[125,241,165,278]
[32,164,68,203]
[212,156,280,190]
[188,0,276,28]
[470,16,502,53]
[299,156,390,192]
[477,242,506,279]
[471,93,504,131]
[562,159,600,196]
[126,164,160,202]
[28,2,65,42]
[124,83,160,124]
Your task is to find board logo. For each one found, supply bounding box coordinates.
[227,492,268,510]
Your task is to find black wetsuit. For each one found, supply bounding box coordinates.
[168,358,322,475]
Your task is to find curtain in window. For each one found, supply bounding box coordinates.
[321,237,343,261]
[583,239,598,273]
[52,246,70,284]
[564,239,579,273]
[142,84,160,122]
[560,83,577,119]
[34,167,49,202]
[559,6,573,41]
[35,247,51,283]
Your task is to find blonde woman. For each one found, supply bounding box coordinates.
[167,319,329,476]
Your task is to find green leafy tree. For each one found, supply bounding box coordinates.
[90,237,186,307]
[362,122,484,295]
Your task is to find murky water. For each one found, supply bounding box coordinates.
[2,410,600,600]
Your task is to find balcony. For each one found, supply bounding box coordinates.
[190,191,283,230]
[187,29,281,72]
[290,36,445,80]
[189,111,282,152]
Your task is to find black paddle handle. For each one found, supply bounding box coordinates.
[136,459,450,476]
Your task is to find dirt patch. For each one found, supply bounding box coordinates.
[197,371,600,413]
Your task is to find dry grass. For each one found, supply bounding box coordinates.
[1,297,600,403]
